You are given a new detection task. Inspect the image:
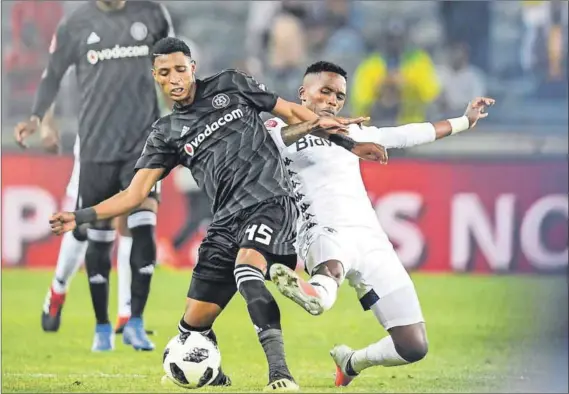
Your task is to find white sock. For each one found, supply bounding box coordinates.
[52,231,87,294]
[117,235,132,317]
[308,274,338,311]
[350,335,408,373]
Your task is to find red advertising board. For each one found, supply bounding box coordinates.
[2,154,567,273]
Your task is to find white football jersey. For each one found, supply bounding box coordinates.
[265,117,436,244]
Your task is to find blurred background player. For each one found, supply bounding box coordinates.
[38,104,142,336]
[264,61,494,386]
[157,167,212,268]
[48,37,382,390]
[13,0,174,352]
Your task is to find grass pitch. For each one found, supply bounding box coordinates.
[1,269,564,393]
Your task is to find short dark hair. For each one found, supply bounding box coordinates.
[151,37,192,63]
[304,61,348,81]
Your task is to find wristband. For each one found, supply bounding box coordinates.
[448,116,470,135]
[329,133,356,151]
[74,207,97,225]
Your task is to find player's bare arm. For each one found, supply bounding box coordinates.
[279,117,370,146]
[15,19,76,149]
[431,97,495,139]
[39,104,60,154]
[49,168,165,235]
[272,97,319,125]
[271,116,388,163]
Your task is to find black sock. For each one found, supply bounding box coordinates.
[85,239,112,325]
[346,354,358,376]
[129,223,156,318]
[178,318,229,384]
[234,264,292,381]
[177,319,217,342]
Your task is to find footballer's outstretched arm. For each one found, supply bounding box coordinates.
[350,97,495,150]
[14,20,76,148]
[49,168,165,235]
[272,98,320,125]
[265,117,388,163]
[277,116,368,146]
[233,70,385,161]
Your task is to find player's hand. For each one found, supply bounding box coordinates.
[352,142,388,164]
[312,116,371,139]
[49,212,77,236]
[310,117,349,139]
[335,116,370,129]
[14,116,40,149]
[315,117,349,132]
[464,97,495,128]
[40,124,60,154]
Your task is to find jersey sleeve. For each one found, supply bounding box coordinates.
[31,18,77,120]
[264,117,288,153]
[134,127,179,179]
[231,70,279,113]
[157,3,175,39]
[348,123,436,149]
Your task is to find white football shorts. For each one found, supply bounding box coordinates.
[298,225,425,330]
[63,137,80,212]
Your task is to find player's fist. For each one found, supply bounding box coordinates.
[14,116,40,149]
[49,212,77,236]
[352,142,388,164]
[464,97,495,128]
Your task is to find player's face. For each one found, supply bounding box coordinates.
[299,72,347,117]
[152,52,196,102]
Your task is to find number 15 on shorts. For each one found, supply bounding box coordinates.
[244,224,273,246]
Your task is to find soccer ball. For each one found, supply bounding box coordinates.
[162,332,221,388]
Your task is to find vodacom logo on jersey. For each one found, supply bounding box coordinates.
[86,44,149,65]
[184,108,244,156]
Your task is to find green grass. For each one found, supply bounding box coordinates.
[1,269,564,393]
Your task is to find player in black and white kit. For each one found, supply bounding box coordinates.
[49,38,382,390]
[14,0,174,352]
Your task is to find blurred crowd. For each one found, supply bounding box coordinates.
[1,0,568,139]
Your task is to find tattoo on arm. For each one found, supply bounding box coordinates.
[280,120,358,152]
[280,120,318,146]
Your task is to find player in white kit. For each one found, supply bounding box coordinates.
[40,110,137,335]
[265,61,494,386]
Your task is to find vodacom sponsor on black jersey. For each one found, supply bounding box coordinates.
[31,1,174,163]
[135,70,294,221]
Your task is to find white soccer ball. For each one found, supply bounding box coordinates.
[162,332,221,389]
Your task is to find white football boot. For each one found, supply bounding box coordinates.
[330,344,358,387]
[269,264,324,316]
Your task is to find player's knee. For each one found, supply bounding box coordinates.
[116,215,131,237]
[139,196,158,212]
[236,248,267,275]
[397,339,428,363]
[128,209,157,272]
[183,298,222,329]
[315,260,345,285]
[72,224,88,242]
[390,323,429,363]
[90,219,113,230]
[234,264,280,329]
